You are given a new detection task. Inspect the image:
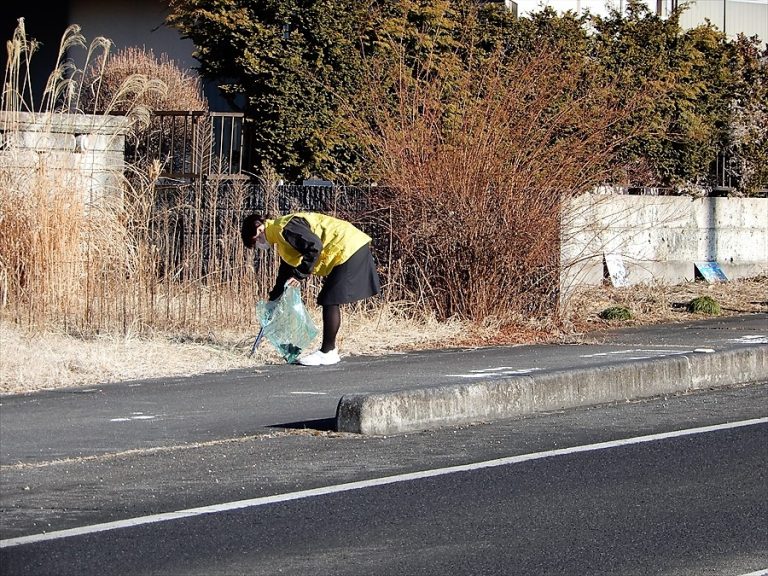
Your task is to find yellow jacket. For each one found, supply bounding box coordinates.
[264,212,371,276]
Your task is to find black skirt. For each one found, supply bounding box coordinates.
[317,244,381,306]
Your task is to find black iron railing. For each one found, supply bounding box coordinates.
[126,110,246,181]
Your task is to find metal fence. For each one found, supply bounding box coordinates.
[148,177,386,283]
[128,111,375,217]
[127,111,387,281]
[126,110,246,181]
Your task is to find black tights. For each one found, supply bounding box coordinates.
[321,305,341,352]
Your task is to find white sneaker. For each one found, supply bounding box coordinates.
[298,349,341,366]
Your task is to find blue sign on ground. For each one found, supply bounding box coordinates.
[695,261,729,283]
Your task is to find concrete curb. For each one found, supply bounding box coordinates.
[335,346,768,435]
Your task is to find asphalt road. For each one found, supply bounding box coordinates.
[1,314,767,464]
[1,314,767,575]
[1,383,766,575]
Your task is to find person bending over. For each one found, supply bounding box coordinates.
[241,211,380,366]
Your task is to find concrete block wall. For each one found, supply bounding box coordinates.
[0,111,131,204]
[561,193,768,292]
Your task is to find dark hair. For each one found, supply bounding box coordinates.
[240,213,268,248]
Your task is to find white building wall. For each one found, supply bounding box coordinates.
[516,0,767,45]
[678,0,768,45]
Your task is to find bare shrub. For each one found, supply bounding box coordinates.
[354,41,649,324]
[78,46,210,181]
[80,46,207,114]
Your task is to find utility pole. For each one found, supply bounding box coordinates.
[723,0,727,37]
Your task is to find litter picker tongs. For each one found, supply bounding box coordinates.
[249,325,265,358]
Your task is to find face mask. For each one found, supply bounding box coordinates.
[254,239,270,251]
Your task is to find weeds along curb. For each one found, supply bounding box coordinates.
[335,346,768,435]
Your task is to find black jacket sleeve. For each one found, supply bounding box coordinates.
[268,217,323,301]
[282,217,322,278]
[269,261,296,301]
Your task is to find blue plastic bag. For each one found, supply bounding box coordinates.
[255,286,318,363]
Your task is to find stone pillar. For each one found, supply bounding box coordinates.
[0,111,131,204]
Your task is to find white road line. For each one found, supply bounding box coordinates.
[737,570,768,576]
[109,414,158,422]
[2,417,766,549]
[447,370,537,378]
[579,349,691,359]
[469,367,520,372]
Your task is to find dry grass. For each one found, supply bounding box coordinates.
[1,275,765,396]
[562,275,768,333]
[0,300,466,395]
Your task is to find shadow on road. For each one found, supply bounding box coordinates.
[269,417,337,432]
